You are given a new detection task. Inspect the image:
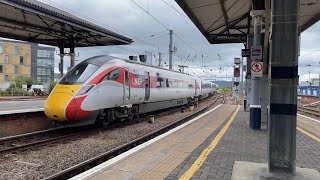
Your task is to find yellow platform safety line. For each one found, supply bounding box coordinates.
[180,105,240,180]
[297,127,320,143]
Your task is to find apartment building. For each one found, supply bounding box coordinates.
[0,40,31,81]
[0,40,55,84]
[31,43,55,84]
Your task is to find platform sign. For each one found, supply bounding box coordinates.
[251,62,263,77]
[251,46,262,60]
[241,49,251,57]
[234,58,241,64]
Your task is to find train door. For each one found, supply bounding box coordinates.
[123,69,130,103]
[144,72,150,101]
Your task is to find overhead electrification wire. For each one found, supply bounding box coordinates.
[145,30,168,38]
[130,0,170,31]
[173,33,198,53]
[130,0,212,62]
[160,0,189,19]
[39,0,163,54]
[161,0,221,68]
[160,0,213,50]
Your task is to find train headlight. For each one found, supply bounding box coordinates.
[76,85,94,96]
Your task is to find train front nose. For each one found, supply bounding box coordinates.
[45,92,78,122]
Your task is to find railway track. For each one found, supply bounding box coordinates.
[0,95,221,157]
[0,126,94,156]
[0,111,45,121]
[298,107,320,117]
[45,95,223,180]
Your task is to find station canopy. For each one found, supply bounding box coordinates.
[0,0,133,48]
[175,0,320,44]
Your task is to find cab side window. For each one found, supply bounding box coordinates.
[101,68,119,81]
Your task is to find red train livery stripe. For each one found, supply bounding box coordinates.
[87,66,202,89]
[66,96,93,121]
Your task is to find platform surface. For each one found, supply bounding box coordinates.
[0,100,45,114]
[74,104,320,180]
[232,161,320,180]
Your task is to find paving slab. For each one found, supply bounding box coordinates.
[167,108,320,180]
[231,161,320,180]
[79,104,236,180]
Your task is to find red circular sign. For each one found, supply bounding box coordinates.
[251,62,262,72]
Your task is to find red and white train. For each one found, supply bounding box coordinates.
[45,55,216,126]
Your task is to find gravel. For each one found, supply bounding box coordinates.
[0,95,222,180]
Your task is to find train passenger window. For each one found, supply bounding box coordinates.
[156,73,162,88]
[102,68,119,81]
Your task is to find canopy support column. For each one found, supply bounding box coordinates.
[268,0,299,174]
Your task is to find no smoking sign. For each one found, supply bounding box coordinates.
[251,62,263,77]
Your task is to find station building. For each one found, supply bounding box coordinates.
[0,40,31,81]
[0,39,55,85]
[31,43,55,84]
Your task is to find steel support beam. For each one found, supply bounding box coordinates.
[219,0,229,33]
[268,0,299,174]
[208,34,247,44]
[169,30,173,70]
[249,10,263,129]
[209,12,250,34]
[70,40,76,68]
[260,0,271,130]
[245,34,253,111]
[58,42,65,79]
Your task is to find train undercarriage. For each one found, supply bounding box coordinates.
[96,93,215,127]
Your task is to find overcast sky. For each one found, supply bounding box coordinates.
[40,0,319,82]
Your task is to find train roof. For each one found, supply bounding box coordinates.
[81,55,195,77]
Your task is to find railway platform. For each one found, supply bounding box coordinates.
[0,99,45,115]
[72,103,320,180]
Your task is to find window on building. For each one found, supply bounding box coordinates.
[0,44,3,53]
[37,58,53,66]
[20,56,24,64]
[4,75,8,81]
[14,65,18,74]
[37,68,46,75]
[0,65,2,73]
[36,67,52,76]
[46,68,51,76]
[14,46,18,55]
[5,55,9,64]
[37,49,54,58]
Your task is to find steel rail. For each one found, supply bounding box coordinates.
[298,107,320,117]
[0,130,94,155]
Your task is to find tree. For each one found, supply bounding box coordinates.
[49,81,58,93]
[10,76,37,89]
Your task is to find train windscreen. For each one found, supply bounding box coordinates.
[59,62,99,85]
